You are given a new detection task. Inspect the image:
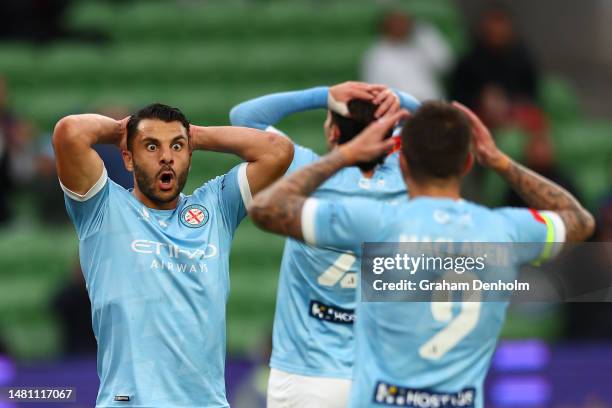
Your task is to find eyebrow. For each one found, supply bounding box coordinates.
[140,135,188,144]
[171,135,188,143]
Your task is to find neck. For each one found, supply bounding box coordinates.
[132,187,179,210]
[405,178,462,200]
[361,168,375,178]
[331,144,377,179]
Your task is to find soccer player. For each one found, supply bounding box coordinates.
[230,82,420,407]
[52,103,293,407]
[249,103,594,407]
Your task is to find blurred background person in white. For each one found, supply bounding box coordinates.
[361,8,453,100]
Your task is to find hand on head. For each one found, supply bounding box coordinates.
[339,109,410,165]
[452,101,508,171]
[328,81,400,118]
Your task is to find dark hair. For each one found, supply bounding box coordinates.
[126,103,190,150]
[400,101,471,182]
[331,99,393,171]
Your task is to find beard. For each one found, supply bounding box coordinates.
[133,161,189,206]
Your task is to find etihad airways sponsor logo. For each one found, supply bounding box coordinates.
[130,239,218,260]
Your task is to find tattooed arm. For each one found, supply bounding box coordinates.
[497,160,594,241]
[250,110,409,240]
[454,102,595,242]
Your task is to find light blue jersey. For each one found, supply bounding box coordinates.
[230,87,420,379]
[62,163,251,408]
[302,196,566,407]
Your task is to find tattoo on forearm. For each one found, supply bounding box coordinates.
[501,159,594,241]
[251,150,348,239]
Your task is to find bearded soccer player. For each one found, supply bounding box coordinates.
[52,103,293,407]
[250,104,594,408]
[231,81,419,407]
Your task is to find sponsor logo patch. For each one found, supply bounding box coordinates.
[309,300,355,325]
[373,382,475,407]
[180,204,209,228]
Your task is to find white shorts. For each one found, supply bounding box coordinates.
[267,368,352,408]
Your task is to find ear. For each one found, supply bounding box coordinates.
[461,152,474,176]
[328,124,341,145]
[122,149,134,172]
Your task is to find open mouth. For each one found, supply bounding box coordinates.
[158,170,175,191]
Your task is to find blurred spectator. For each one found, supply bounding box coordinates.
[361,9,453,100]
[0,77,52,225]
[449,4,539,110]
[28,105,133,225]
[51,262,97,356]
[504,126,580,208]
[0,0,71,42]
[0,137,11,226]
[0,78,19,226]
[33,134,69,224]
[0,0,106,43]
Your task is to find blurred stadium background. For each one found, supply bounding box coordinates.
[0,0,610,407]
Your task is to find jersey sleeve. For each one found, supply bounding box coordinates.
[497,207,567,265]
[301,197,382,253]
[229,87,329,130]
[211,163,251,232]
[60,166,110,240]
[395,89,421,112]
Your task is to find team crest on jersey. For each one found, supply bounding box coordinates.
[180,204,210,228]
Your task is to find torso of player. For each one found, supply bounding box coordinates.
[83,181,231,317]
[351,198,517,408]
[286,151,408,290]
[78,180,234,407]
[271,151,408,378]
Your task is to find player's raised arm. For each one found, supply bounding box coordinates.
[250,110,409,240]
[189,125,293,195]
[229,86,331,130]
[230,81,418,131]
[52,114,126,196]
[454,102,595,242]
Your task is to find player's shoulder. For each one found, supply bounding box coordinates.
[189,164,245,201]
[287,144,321,174]
[106,177,131,197]
[293,144,320,162]
[190,174,224,200]
[460,200,519,225]
[79,175,125,205]
[347,196,400,219]
[401,197,501,225]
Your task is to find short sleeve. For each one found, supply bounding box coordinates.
[301,197,382,252]
[212,163,251,232]
[60,166,110,240]
[286,144,320,175]
[497,207,566,264]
